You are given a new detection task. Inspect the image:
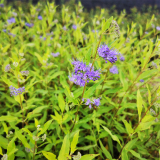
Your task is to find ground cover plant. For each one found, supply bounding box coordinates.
[0,0,160,159]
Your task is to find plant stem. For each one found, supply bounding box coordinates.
[33,131,38,160]
[70,34,103,132]
[100,63,112,95]
[111,42,158,125]
[117,92,158,160]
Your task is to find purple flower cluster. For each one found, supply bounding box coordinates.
[140,79,144,82]
[82,98,100,109]
[38,15,42,20]
[156,26,160,31]
[72,24,77,30]
[51,52,60,57]
[98,45,118,63]
[109,65,118,74]
[69,60,100,87]
[9,85,25,96]
[25,23,34,28]
[0,3,4,7]
[21,70,29,76]
[8,33,16,37]
[7,17,15,24]
[5,64,11,72]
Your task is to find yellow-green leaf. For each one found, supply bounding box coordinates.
[137,90,143,121]
[42,151,57,160]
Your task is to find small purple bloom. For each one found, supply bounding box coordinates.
[3,29,7,32]
[92,30,98,33]
[83,98,101,109]
[8,33,16,37]
[25,22,34,28]
[36,8,40,11]
[38,15,42,20]
[72,24,77,30]
[9,85,25,96]
[7,17,15,24]
[140,79,144,82]
[5,64,11,72]
[51,52,60,57]
[0,4,4,7]
[98,44,118,63]
[21,71,29,76]
[156,26,160,31]
[93,98,100,106]
[63,26,67,31]
[40,36,46,40]
[86,99,91,105]
[109,65,118,74]
[120,56,125,61]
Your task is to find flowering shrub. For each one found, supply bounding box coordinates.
[0,1,160,160]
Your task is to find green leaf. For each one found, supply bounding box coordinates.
[14,94,24,104]
[58,134,70,160]
[122,149,129,160]
[146,84,151,105]
[77,144,97,151]
[0,116,18,122]
[16,130,30,149]
[84,79,103,98]
[0,135,8,149]
[102,126,121,146]
[129,150,146,160]
[99,140,112,160]
[34,118,39,128]
[0,146,3,155]
[137,90,143,121]
[123,120,133,135]
[125,138,138,151]
[7,137,18,160]
[119,68,128,91]
[79,154,99,160]
[2,122,8,135]
[58,93,65,113]
[38,120,53,136]
[48,71,65,83]
[42,151,57,160]
[71,130,79,154]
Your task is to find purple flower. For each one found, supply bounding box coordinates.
[7,17,15,24]
[21,71,29,76]
[38,15,42,20]
[69,60,100,87]
[156,26,160,31]
[9,85,25,96]
[109,65,118,74]
[3,29,7,32]
[72,24,77,30]
[5,64,11,72]
[0,4,4,7]
[40,36,46,40]
[51,52,60,57]
[8,33,16,37]
[93,98,100,106]
[98,45,118,63]
[25,22,34,28]
[63,26,67,31]
[120,55,125,61]
[86,99,91,105]
[92,30,98,33]
[36,8,40,11]
[83,98,101,109]
[140,79,144,82]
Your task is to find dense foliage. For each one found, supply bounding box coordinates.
[0,0,160,160]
